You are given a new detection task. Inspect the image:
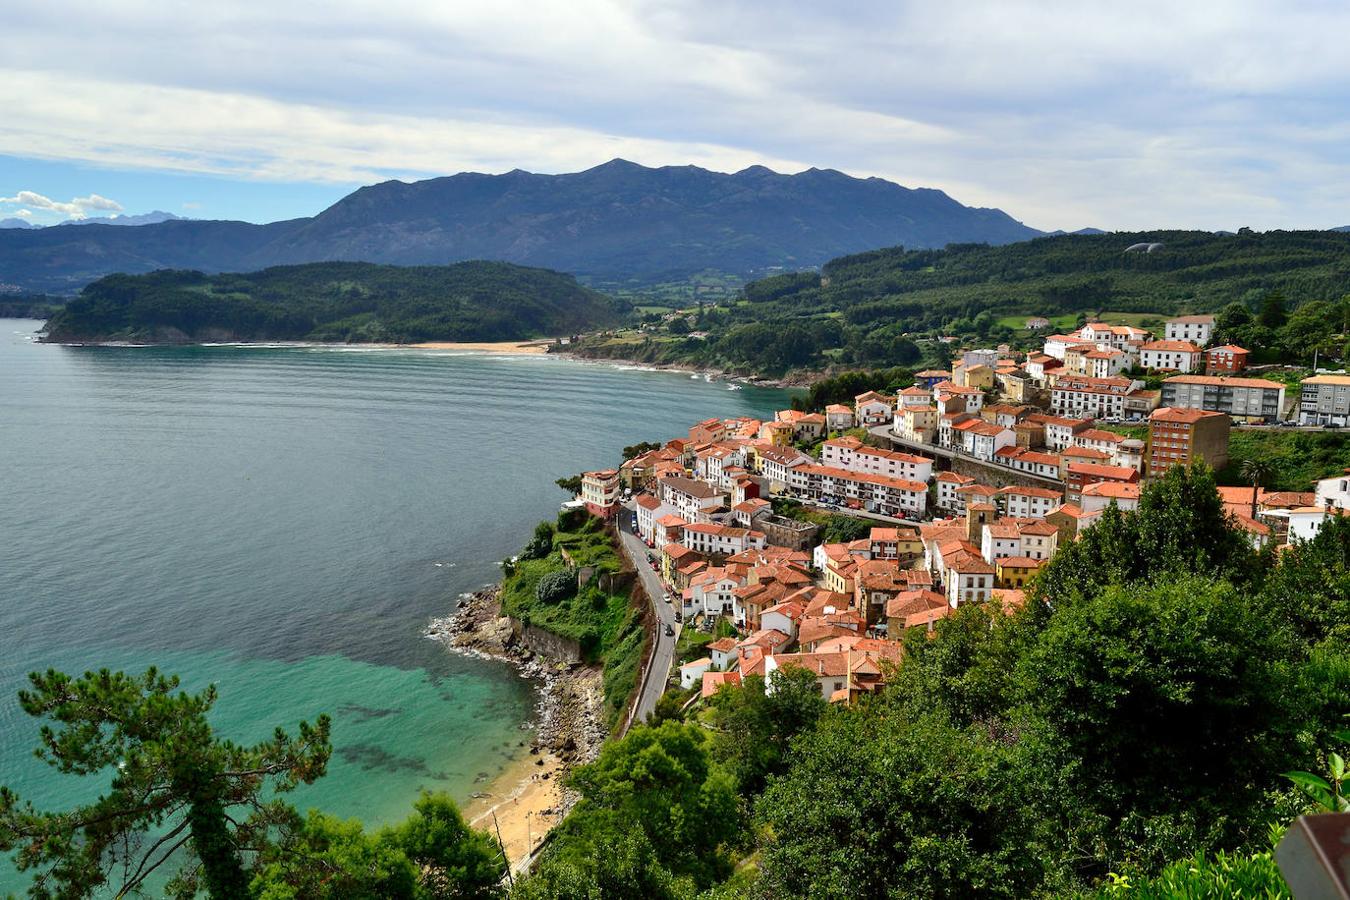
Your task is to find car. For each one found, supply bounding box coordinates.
[664,624,675,637]
[663,593,673,604]
[1326,422,1342,429]
[674,611,683,623]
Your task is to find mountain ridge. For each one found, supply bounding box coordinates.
[0,160,1041,293]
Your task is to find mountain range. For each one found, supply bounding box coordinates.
[0,160,1041,294]
[0,211,186,229]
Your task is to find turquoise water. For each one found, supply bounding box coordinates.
[0,322,794,889]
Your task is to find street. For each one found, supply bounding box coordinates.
[615,502,680,726]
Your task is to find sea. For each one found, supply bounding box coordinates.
[0,321,795,890]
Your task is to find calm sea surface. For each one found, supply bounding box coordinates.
[0,320,793,889]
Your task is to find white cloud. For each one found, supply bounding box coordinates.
[0,189,123,219]
[14,209,33,218]
[3,1,1350,230]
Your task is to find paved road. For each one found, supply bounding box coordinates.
[615,503,680,726]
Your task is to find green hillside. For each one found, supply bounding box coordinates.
[573,229,1350,374]
[42,260,627,343]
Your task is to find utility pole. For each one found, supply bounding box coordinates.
[492,812,514,889]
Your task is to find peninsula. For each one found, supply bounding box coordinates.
[40,260,626,344]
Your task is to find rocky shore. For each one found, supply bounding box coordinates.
[425,585,608,792]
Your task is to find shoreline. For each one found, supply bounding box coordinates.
[41,337,554,354]
[553,348,814,389]
[425,586,606,871]
[30,326,813,386]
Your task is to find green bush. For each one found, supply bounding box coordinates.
[1094,850,1289,899]
[535,570,576,604]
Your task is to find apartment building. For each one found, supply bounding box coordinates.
[1161,375,1285,423]
[1147,407,1230,477]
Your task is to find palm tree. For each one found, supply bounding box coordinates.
[1240,458,1275,520]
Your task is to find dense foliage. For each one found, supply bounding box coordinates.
[575,229,1350,373]
[42,261,626,343]
[0,293,62,319]
[510,465,1350,899]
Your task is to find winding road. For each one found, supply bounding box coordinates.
[616,503,680,725]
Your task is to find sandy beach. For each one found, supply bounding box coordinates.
[464,750,566,871]
[408,340,552,354]
[426,587,608,871]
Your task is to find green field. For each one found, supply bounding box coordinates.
[995,311,1171,333]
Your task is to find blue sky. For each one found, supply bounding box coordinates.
[3,1,1350,231]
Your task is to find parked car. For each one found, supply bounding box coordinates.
[674,611,683,623]
[663,593,673,604]
[664,624,675,637]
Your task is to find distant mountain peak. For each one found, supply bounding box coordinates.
[0,161,1044,293]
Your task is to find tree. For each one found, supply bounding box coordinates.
[520,520,555,561]
[511,829,694,900]
[755,705,1055,899]
[1032,463,1255,607]
[557,721,738,887]
[1240,458,1275,520]
[1019,577,1296,870]
[250,793,506,899]
[554,474,582,496]
[705,668,827,794]
[1258,290,1288,330]
[621,441,662,460]
[1259,513,1350,649]
[0,667,330,899]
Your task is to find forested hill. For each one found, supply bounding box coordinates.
[0,160,1040,293]
[760,228,1350,327]
[41,261,626,344]
[573,229,1350,374]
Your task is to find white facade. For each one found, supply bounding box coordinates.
[1315,473,1350,510]
[820,439,934,483]
[1139,342,1202,373]
[1165,316,1215,346]
[681,523,766,557]
[1000,488,1061,519]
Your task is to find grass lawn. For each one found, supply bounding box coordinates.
[996,311,1172,333]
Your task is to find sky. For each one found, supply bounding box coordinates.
[3,0,1350,231]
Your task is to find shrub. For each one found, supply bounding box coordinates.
[535,570,576,604]
[520,521,555,561]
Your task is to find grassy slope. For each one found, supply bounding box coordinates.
[499,516,647,728]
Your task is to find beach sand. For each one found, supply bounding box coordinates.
[465,749,567,871]
[408,340,552,354]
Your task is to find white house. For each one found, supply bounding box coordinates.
[855,391,894,426]
[1051,376,1145,419]
[999,485,1062,518]
[1288,507,1344,543]
[1139,340,1202,373]
[945,551,995,606]
[959,420,1015,461]
[685,568,743,618]
[634,492,669,544]
[679,657,713,690]
[659,476,726,523]
[1080,481,1142,514]
[757,446,811,494]
[825,404,854,430]
[1165,315,1216,346]
[934,471,976,512]
[980,522,1023,564]
[820,436,934,483]
[681,522,767,557]
[1314,470,1350,510]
